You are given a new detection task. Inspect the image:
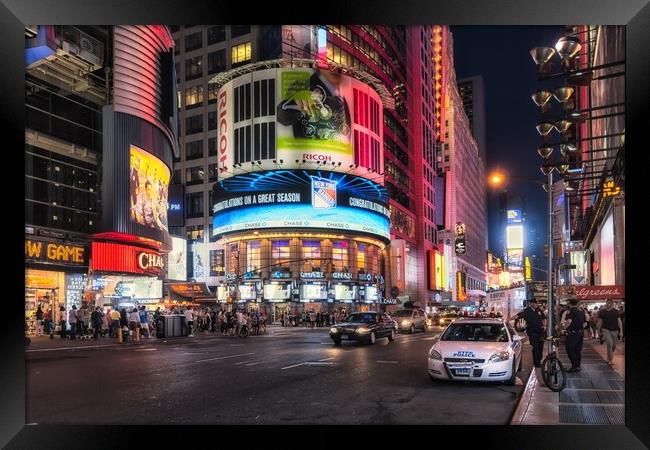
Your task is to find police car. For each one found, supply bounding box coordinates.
[427,317,524,385]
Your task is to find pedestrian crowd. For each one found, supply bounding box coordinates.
[280,310,346,328]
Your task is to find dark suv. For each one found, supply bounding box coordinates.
[330,312,396,345]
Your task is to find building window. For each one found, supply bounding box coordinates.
[302,240,321,272]
[207,26,226,45]
[208,84,219,104]
[210,249,225,276]
[185,56,203,81]
[272,240,290,269]
[185,140,203,160]
[186,192,204,218]
[444,155,450,162]
[171,169,181,184]
[185,166,204,185]
[332,241,349,272]
[186,224,204,244]
[208,137,218,157]
[207,163,218,181]
[246,240,261,274]
[231,25,251,38]
[253,78,276,117]
[207,49,226,74]
[357,243,366,271]
[184,85,203,109]
[184,31,202,52]
[185,114,203,135]
[208,111,217,130]
[231,42,252,65]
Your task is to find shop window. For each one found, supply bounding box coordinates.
[332,241,349,272]
[231,42,252,66]
[272,240,290,269]
[246,240,261,274]
[302,240,322,272]
[357,243,366,271]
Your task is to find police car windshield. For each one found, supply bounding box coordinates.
[441,323,508,342]
[345,313,376,323]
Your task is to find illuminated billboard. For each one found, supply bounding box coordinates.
[129,144,170,232]
[506,225,524,249]
[167,237,187,281]
[569,250,588,285]
[192,242,208,281]
[216,68,383,181]
[507,209,522,223]
[212,169,390,241]
[507,248,524,272]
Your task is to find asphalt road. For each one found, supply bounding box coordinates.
[26,327,532,425]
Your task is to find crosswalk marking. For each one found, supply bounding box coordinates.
[195,352,254,363]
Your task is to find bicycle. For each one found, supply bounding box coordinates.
[540,335,567,392]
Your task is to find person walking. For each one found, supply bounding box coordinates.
[128,308,140,342]
[109,308,121,338]
[589,307,599,339]
[561,298,586,373]
[597,299,624,366]
[35,305,44,336]
[91,307,103,340]
[68,305,78,340]
[58,306,67,339]
[508,298,546,386]
[309,310,316,329]
[184,307,195,337]
[139,306,150,338]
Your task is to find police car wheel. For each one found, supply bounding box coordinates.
[369,331,376,345]
[505,361,517,386]
[333,338,342,346]
[410,325,415,334]
[429,373,438,382]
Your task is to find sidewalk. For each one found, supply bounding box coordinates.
[25,324,329,351]
[511,337,625,425]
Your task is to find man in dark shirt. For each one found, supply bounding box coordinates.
[597,299,623,366]
[561,298,585,372]
[509,298,546,386]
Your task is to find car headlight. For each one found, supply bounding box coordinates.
[357,326,370,334]
[428,348,442,360]
[401,320,411,326]
[330,327,338,333]
[488,351,511,363]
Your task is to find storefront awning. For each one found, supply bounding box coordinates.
[166,282,217,302]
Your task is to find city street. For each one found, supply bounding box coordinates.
[26,327,531,425]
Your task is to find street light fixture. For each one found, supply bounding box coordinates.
[536,122,555,136]
[531,90,553,112]
[555,35,582,69]
[530,46,556,73]
[553,86,575,103]
[537,145,554,159]
[554,119,573,135]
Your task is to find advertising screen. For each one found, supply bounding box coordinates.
[507,209,522,223]
[264,283,291,301]
[506,225,524,249]
[507,248,524,272]
[133,278,162,299]
[334,284,356,301]
[192,242,207,281]
[301,283,327,300]
[167,237,187,281]
[167,184,185,228]
[238,284,257,300]
[212,169,390,241]
[216,68,383,182]
[129,144,170,232]
[365,285,378,302]
[570,250,588,285]
[217,285,228,302]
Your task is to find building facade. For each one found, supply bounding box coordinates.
[25,25,178,333]
[457,75,487,163]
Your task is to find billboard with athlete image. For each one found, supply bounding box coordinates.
[215,68,383,182]
[129,144,170,232]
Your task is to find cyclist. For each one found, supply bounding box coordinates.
[508,298,547,387]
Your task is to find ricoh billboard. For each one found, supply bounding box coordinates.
[211,169,390,241]
[215,67,383,182]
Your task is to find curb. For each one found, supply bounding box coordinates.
[510,364,537,425]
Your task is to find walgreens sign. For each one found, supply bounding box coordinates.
[575,285,624,300]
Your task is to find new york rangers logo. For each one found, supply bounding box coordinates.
[311,176,337,209]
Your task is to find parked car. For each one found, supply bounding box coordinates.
[427,317,524,386]
[330,312,396,345]
[392,308,428,333]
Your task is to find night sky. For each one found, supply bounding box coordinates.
[451,25,565,259]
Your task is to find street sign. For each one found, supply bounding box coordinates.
[455,236,466,255]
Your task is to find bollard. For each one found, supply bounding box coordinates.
[117,326,122,343]
[135,327,140,342]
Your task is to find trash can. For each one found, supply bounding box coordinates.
[161,315,186,337]
[156,317,165,338]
